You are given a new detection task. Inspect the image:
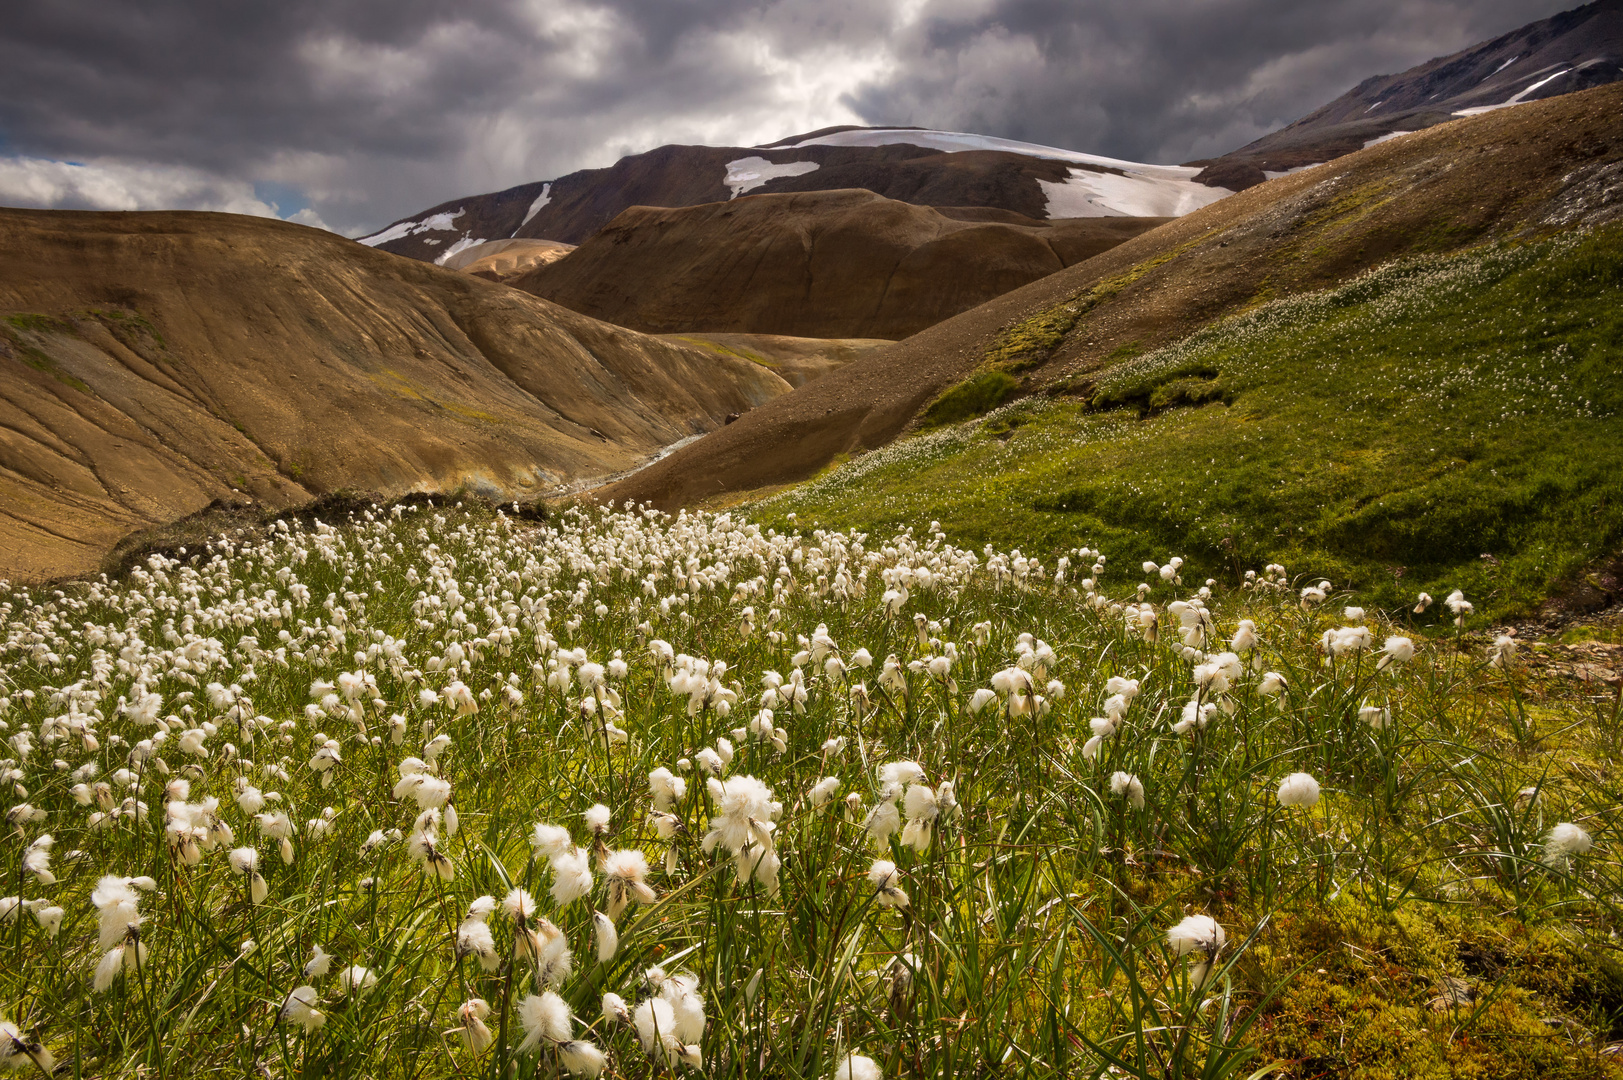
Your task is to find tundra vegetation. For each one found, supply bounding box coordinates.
[0,496,1620,1079]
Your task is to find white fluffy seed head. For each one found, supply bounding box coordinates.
[1167,914,1226,958]
[1277,772,1321,808]
[837,1053,883,1080]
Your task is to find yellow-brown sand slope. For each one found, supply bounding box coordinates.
[597,84,1623,510]
[444,238,576,281]
[0,209,787,580]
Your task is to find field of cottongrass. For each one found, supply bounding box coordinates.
[1,501,1621,1078]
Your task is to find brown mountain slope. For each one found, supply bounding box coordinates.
[1190,0,1623,189]
[0,210,787,581]
[656,334,893,389]
[597,83,1623,511]
[514,190,1165,339]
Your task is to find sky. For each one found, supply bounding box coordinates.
[0,0,1580,237]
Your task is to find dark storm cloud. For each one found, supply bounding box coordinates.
[0,0,1580,234]
[845,0,1580,164]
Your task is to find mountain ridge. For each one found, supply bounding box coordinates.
[358,135,1222,263]
[1190,0,1623,188]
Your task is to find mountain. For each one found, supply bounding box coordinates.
[0,210,791,581]
[357,129,1228,262]
[596,83,1623,512]
[511,189,1165,340]
[1190,0,1623,189]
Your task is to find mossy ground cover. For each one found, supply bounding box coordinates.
[762,227,1623,624]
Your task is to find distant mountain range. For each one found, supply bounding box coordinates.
[361,0,1622,266]
[358,131,1225,263]
[1191,0,1623,188]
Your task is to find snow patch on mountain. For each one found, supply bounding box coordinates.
[1454,65,1575,116]
[790,128,1229,218]
[519,184,552,230]
[725,157,820,198]
[1362,131,1412,149]
[359,208,467,247]
[1040,166,1230,218]
[434,236,488,265]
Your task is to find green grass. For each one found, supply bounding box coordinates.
[764,227,1623,623]
[1,501,1622,1078]
[919,371,1021,428]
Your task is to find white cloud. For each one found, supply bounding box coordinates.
[0,155,333,230]
[285,206,334,230]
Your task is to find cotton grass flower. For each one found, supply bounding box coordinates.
[808,776,841,807]
[900,783,939,852]
[280,986,326,1033]
[455,998,494,1054]
[1110,771,1146,809]
[1277,772,1321,808]
[602,849,657,918]
[0,1015,54,1073]
[518,990,572,1052]
[601,992,632,1027]
[1167,913,1226,987]
[457,896,500,972]
[1542,822,1593,869]
[338,965,378,995]
[868,859,909,909]
[305,943,333,978]
[836,1053,883,1080]
[558,1039,607,1077]
[1377,636,1415,671]
[593,910,619,962]
[1359,704,1390,730]
[20,834,54,885]
[648,767,686,811]
[228,847,268,904]
[91,875,151,992]
[551,848,594,907]
[633,997,702,1067]
[702,774,780,893]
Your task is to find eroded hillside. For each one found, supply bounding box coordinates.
[0,211,787,581]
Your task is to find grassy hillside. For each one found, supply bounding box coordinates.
[760,226,1623,624]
